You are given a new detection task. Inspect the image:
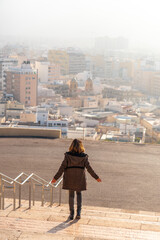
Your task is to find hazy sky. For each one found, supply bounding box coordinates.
[1,0,160,49]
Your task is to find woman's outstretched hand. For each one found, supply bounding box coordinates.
[51,178,56,184]
[96,178,102,182]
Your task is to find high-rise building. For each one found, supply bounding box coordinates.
[35,61,60,83]
[48,49,86,76]
[152,75,160,96]
[68,50,86,75]
[85,55,105,78]
[48,50,69,75]
[119,61,135,81]
[0,58,18,91]
[5,61,37,106]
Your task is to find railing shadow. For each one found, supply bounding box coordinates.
[47,218,80,234]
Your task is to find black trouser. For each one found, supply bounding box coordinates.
[69,190,82,212]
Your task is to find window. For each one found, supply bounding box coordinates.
[48,123,52,127]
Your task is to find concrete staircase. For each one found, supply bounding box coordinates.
[1,199,160,239]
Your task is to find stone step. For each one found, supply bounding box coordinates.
[3,199,160,224]
[2,213,160,233]
[1,198,160,239]
[1,217,160,240]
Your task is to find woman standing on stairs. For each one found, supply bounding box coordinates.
[51,139,102,220]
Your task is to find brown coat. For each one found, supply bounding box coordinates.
[54,152,99,191]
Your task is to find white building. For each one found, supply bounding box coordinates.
[35,61,60,83]
[35,61,49,83]
[47,119,68,137]
[105,101,123,113]
[119,123,144,135]
[36,107,48,125]
[0,58,18,91]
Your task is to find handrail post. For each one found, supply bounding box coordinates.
[13,182,16,211]
[0,175,2,210]
[2,180,4,210]
[19,177,21,208]
[41,184,44,207]
[29,179,31,209]
[59,181,62,206]
[33,183,35,206]
[50,185,53,207]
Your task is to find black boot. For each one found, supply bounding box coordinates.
[69,209,74,220]
[76,208,81,219]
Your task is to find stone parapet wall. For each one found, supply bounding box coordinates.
[0,127,61,138]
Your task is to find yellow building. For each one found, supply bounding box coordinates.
[20,111,36,123]
[141,118,160,142]
[134,70,160,96]
[48,50,69,75]
[6,100,24,120]
[6,101,24,110]
[66,97,83,108]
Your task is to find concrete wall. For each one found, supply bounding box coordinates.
[0,127,61,138]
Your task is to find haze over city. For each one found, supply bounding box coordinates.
[1,0,160,50]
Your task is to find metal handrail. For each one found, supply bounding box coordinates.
[54,177,63,188]
[14,172,52,187]
[0,172,63,211]
[0,172,21,185]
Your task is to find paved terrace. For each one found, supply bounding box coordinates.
[1,138,160,212]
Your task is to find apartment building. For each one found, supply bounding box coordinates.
[5,61,37,107]
[35,61,60,83]
[48,49,86,76]
[68,51,86,74]
[0,58,18,91]
[48,50,69,75]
